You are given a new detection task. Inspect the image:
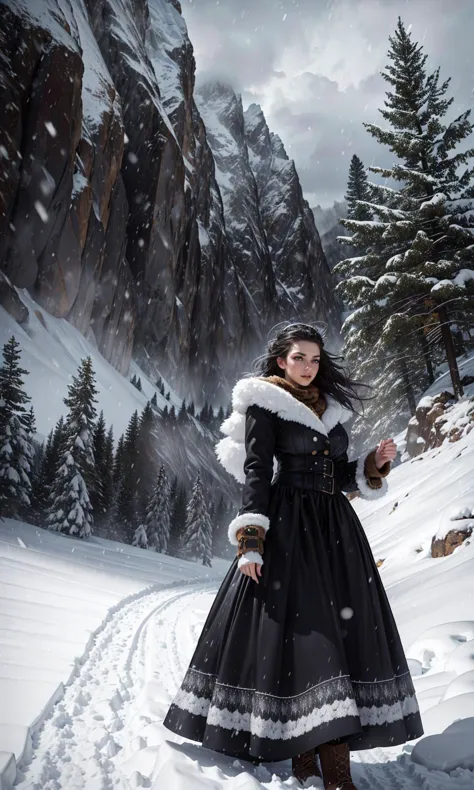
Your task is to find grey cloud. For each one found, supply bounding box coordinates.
[183,0,474,206]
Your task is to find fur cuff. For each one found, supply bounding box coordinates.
[227,512,270,545]
[237,551,263,567]
[364,449,391,479]
[356,451,388,500]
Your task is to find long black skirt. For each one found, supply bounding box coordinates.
[163,484,423,762]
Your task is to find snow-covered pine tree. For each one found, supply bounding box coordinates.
[337,18,474,400]
[178,401,187,423]
[63,356,98,482]
[187,401,195,417]
[132,523,148,549]
[150,392,158,409]
[47,357,98,538]
[145,464,171,552]
[345,154,373,221]
[0,337,35,518]
[182,471,212,566]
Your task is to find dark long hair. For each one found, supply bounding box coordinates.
[249,322,373,415]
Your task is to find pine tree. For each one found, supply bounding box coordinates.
[63,357,98,480]
[47,357,98,538]
[136,402,157,511]
[136,377,142,392]
[114,411,140,542]
[187,400,195,417]
[114,434,125,485]
[168,480,187,557]
[0,337,35,518]
[345,154,373,221]
[130,374,137,387]
[89,412,114,529]
[31,417,67,522]
[178,401,187,423]
[337,19,474,400]
[145,464,172,552]
[102,426,115,525]
[132,523,148,549]
[182,472,212,566]
[151,392,158,409]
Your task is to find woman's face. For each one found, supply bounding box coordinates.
[277,340,321,386]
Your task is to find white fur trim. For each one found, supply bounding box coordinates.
[215,434,278,484]
[356,451,389,500]
[232,377,353,437]
[215,377,353,481]
[237,551,263,567]
[227,512,270,546]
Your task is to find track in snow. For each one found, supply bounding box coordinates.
[15,583,474,790]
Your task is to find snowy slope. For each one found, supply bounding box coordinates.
[0,290,175,443]
[0,519,228,786]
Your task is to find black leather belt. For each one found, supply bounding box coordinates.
[273,456,336,495]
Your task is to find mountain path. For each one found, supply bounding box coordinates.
[15,583,474,789]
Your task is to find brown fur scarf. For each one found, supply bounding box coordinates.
[260,375,327,418]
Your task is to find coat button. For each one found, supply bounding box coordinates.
[311,450,317,455]
[313,437,317,441]
[323,449,330,455]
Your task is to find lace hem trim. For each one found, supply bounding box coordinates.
[170,667,420,741]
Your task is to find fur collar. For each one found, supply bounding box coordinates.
[230,376,352,436]
[215,376,353,483]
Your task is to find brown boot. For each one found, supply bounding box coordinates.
[292,747,322,784]
[318,742,357,789]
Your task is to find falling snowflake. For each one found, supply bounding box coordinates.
[34,201,49,223]
[44,121,57,138]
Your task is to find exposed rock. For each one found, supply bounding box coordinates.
[404,392,458,458]
[0,273,29,323]
[244,105,341,338]
[312,201,354,273]
[0,0,135,373]
[431,528,472,557]
[195,83,277,332]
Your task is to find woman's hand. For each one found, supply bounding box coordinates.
[375,438,397,468]
[239,561,262,584]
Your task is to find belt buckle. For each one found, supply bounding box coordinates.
[323,458,334,478]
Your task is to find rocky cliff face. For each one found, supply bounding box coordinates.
[244,104,340,334]
[1,0,341,406]
[312,201,352,273]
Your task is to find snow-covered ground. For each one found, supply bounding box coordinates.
[0,520,228,789]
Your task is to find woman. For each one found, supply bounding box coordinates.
[163,323,423,789]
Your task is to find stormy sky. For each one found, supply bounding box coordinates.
[182,0,474,207]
